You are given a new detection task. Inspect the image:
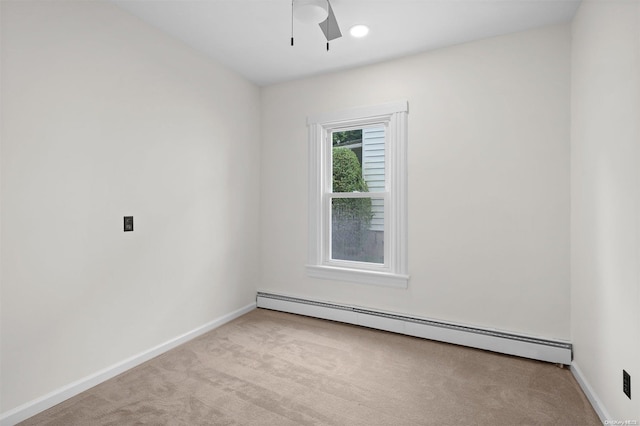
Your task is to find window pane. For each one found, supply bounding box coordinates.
[332,127,385,193]
[331,198,384,264]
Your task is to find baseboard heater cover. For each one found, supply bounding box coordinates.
[256,292,572,365]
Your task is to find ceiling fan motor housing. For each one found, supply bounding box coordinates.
[294,0,329,24]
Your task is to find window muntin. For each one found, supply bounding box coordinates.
[307,101,409,288]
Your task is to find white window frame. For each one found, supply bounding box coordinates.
[306,101,409,288]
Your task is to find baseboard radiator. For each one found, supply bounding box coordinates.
[256,292,572,365]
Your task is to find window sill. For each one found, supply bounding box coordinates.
[306,265,409,288]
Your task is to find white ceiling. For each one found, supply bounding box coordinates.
[112,0,581,86]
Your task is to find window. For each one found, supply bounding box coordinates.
[306,101,409,288]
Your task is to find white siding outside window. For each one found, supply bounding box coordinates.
[362,127,385,232]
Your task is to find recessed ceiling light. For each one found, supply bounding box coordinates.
[350,24,369,38]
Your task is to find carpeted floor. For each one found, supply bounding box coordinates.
[20,308,600,425]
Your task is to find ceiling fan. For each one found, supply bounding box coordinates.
[291,0,343,50]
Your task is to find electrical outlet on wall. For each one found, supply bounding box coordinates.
[124,216,134,232]
[623,370,631,399]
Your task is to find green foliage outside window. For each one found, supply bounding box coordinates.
[332,129,362,146]
[333,147,367,193]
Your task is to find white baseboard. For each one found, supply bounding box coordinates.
[0,302,256,426]
[256,292,572,365]
[571,361,611,423]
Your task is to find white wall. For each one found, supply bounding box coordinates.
[0,0,260,413]
[571,0,640,421]
[260,25,571,340]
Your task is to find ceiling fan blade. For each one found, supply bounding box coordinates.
[319,1,342,41]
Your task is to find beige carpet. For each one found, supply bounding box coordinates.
[20,308,600,425]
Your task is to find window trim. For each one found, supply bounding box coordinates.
[306,101,409,288]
